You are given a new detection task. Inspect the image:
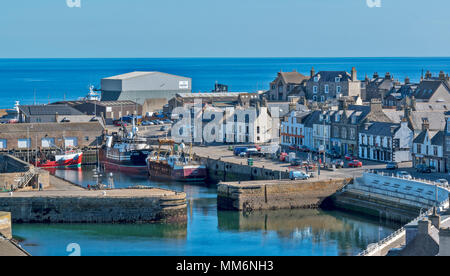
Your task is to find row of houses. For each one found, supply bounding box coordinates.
[281,97,450,172]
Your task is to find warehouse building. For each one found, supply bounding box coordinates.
[0,122,105,151]
[52,100,141,124]
[18,105,84,123]
[100,71,192,105]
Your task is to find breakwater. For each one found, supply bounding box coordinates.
[0,189,187,224]
[217,177,353,211]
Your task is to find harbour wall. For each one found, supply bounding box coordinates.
[0,154,49,191]
[332,172,450,223]
[217,178,352,211]
[0,212,12,239]
[0,190,187,224]
[194,154,290,182]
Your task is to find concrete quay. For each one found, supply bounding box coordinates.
[192,145,386,182]
[0,212,29,256]
[217,177,353,211]
[0,175,187,224]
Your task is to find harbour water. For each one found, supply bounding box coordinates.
[12,168,400,256]
[1,57,450,108]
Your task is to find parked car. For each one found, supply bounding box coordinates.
[246,148,260,157]
[386,162,399,170]
[289,171,310,180]
[331,159,345,168]
[234,147,248,156]
[348,160,363,168]
[299,145,310,152]
[160,126,168,131]
[436,179,449,186]
[345,154,356,161]
[279,152,288,162]
[396,171,412,180]
[290,158,303,166]
[416,164,434,173]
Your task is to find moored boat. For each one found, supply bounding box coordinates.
[146,139,207,182]
[100,118,150,174]
[36,150,83,169]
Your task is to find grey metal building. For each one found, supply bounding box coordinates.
[101,71,192,105]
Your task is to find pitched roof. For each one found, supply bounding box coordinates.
[311,71,353,82]
[279,71,309,84]
[360,122,400,137]
[412,80,450,100]
[0,122,105,133]
[19,105,84,116]
[413,130,444,145]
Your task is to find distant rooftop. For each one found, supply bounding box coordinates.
[103,71,188,80]
[19,104,84,116]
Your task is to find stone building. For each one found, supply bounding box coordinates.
[18,104,84,123]
[412,124,446,172]
[267,71,309,101]
[362,72,399,101]
[0,122,105,151]
[305,67,361,102]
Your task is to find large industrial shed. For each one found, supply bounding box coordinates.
[100,71,192,105]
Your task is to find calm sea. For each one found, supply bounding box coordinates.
[1,57,450,108]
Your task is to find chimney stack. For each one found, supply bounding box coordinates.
[373,72,379,79]
[385,72,392,80]
[351,67,357,81]
[370,98,382,113]
[430,207,441,229]
[418,219,431,235]
[310,67,316,78]
[405,76,410,85]
[439,71,446,81]
[422,118,430,131]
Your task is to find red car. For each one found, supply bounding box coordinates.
[344,154,356,161]
[348,160,363,168]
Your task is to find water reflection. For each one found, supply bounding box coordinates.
[218,209,401,256]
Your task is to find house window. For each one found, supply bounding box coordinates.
[314,77,319,82]
[434,146,438,156]
[325,85,329,94]
[313,86,318,94]
[321,96,325,102]
[313,95,317,101]
[335,77,341,83]
[341,128,347,139]
[350,128,356,139]
[417,144,422,153]
[337,86,342,93]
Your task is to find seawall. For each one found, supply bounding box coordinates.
[194,154,290,182]
[0,212,12,239]
[217,177,352,211]
[332,172,450,223]
[0,189,187,224]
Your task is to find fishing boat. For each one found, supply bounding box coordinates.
[146,139,207,182]
[36,150,83,169]
[99,117,150,174]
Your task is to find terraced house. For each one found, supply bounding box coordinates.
[412,120,446,173]
[358,120,413,163]
[305,67,361,102]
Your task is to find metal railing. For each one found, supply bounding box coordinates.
[357,197,450,256]
[13,170,36,191]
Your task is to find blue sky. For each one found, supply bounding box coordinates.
[1,0,449,58]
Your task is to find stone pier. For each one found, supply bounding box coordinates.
[0,212,12,239]
[217,177,352,211]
